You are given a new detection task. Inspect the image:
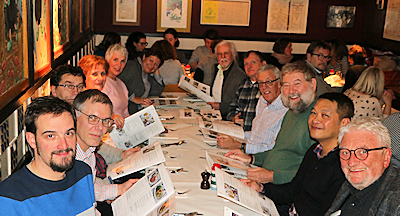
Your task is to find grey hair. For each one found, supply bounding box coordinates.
[105,44,129,62]
[280,61,315,84]
[214,41,238,61]
[338,117,391,148]
[257,64,280,80]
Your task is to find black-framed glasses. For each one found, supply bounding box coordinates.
[258,78,279,87]
[339,147,387,161]
[58,84,85,92]
[139,42,148,46]
[311,53,331,61]
[75,109,114,127]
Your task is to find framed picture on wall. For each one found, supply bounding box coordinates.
[157,0,192,32]
[71,0,83,41]
[0,0,29,110]
[33,0,52,78]
[53,0,70,58]
[84,0,90,32]
[201,0,250,27]
[113,0,141,26]
[326,6,356,29]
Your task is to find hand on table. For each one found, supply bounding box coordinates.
[240,179,263,192]
[117,178,139,196]
[132,97,153,106]
[225,149,251,163]
[247,167,274,184]
[207,102,220,110]
[232,113,244,126]
[217,135,241,149]
[121,147,141,159]
[112,114,125,130]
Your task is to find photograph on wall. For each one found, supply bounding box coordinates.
[383,0,400,41]
[113,0,140,26]
[200,0,250,26]
[157,0,192,32]
[1,0,27,97]
[53,0,69,58]
[266,0,309,34]
[326,5,356,28]
[33,0,51,75]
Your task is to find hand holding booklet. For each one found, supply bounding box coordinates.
[199,120,247,144]
[107,141,166,180]
[215,167,279,216]
[108,105,165,150]
[206,151,257,177]
[112,164,176,216]
[178,75,215,102]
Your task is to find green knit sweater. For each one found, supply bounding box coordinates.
[253,99,317,184]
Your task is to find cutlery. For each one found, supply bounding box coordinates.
[175,189,191,195]
[167,154,182,159]
[161,140,186,148]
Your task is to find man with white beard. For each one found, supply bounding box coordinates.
[226,61,318,185]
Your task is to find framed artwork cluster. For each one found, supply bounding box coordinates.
[0,0,94,111]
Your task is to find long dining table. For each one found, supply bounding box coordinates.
[149,92,261,216]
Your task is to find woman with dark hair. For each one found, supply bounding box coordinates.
[154,40,184,85]
[125,31,147,61]
[189,29,220,70]
[163,28,187,64]
[94,32,121,58]
[266,38,296,70]
[327,39,349,77]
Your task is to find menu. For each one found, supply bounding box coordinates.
[107,141,166,180]
[199,120,246,144]
[112,164,175,216]
[206,151,257,177]
[178,75,215,102]
[109,106,165,150]
[215,167,279,216]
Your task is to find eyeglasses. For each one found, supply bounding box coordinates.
[339,147,387,161]
[311,53,331,61]
[58,84,85,92]
[139,42,148,46]
[258,78,279,87]
[75,109,114,127]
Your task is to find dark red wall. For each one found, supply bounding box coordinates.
[94,0,399,53]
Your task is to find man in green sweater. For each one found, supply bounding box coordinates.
[226,61,317,184]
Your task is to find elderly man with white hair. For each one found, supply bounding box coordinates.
[325,117,400,216]
[208,41,247,119]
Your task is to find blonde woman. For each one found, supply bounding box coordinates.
[344,66,395,120]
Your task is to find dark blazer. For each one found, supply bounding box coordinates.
[325,165,400,216]
[118,59,164,114]
[211,61,247,119]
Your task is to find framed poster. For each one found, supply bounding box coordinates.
[53,0,70,58]
[71,0,82,41]
[326,6,356,29]
[113,0,140,26]
[383,0,400,41]
[157,0,192,32]
[200,0,250,26]
[33,0,51,77]
[266,0,308,34]
[0,0,29,110]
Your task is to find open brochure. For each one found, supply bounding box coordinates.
[199,120,246,144]
[149,94,180,100]
[109,106,165,150]
[215,167,279,216]
[206,151,257,177]
[112,164,175,216]
[178,75,215,102]
[107,141,166,180]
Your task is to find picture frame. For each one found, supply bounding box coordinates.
[326,5,356,29]
[0,0,29,110]
[200,0,250,27]
[71,0,83,42]
[33,0,52,78]
[84,0,91,33]
[113,0,141,26]
[53,0,70,58]
[157,0,192,33]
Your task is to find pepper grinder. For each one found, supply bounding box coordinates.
[200,170,210,189]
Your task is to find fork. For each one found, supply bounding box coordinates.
[176,189,191,195]
[167,154,182,159]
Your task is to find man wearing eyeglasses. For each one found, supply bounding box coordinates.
[217,65,288,154]
[305,40,335,97]
[325,118,400,216]
[73,90,138,205]
[225,51,266,132]
[50,65,86,104]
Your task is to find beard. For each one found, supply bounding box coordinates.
[37,142,75,173]
[281,85,315,113]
